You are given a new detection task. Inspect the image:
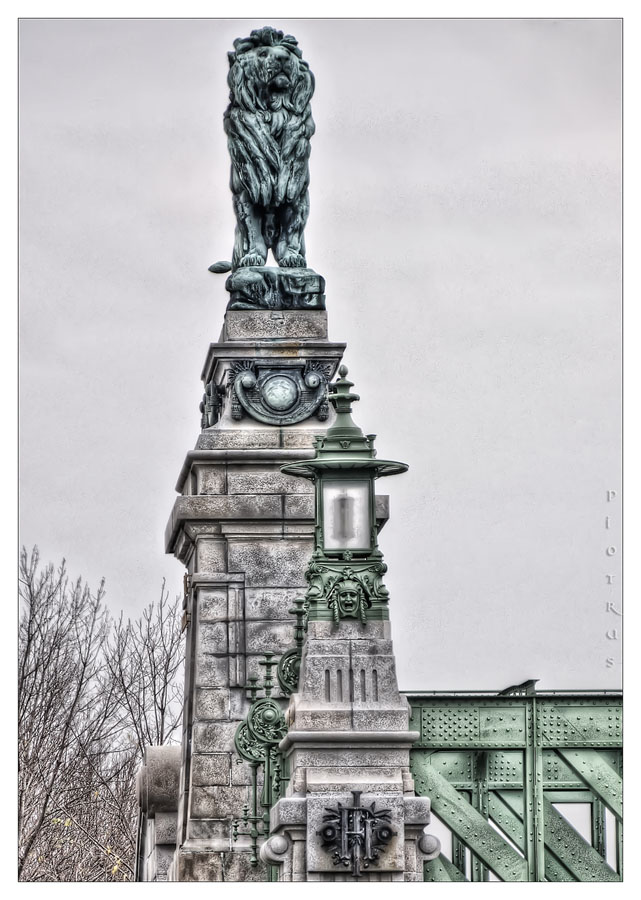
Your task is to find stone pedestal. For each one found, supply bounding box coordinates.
[164,305,348,881]
[263,621,440,882]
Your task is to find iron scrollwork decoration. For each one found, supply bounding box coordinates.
[232,653,288,867]
[276,598,306,695]
[228,360,331,426]
[318,790,396,877]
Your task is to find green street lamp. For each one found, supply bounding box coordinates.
[281,366,408,625]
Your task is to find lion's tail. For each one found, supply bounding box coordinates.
[208,261,232,274]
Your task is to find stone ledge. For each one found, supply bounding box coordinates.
[175,449,315,493]
[280,730,420,752]
[201,339,346,383]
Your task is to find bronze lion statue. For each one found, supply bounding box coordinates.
[223,27,315,270]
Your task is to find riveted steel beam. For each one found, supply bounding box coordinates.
[556,749,622,822]
[488,792,575,882]
[424,854,468,882]
[418,766,528,881]
[497,791,619,882]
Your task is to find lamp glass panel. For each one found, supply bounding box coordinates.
[322,479,371,549]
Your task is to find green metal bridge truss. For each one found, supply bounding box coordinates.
[406,690,622,882]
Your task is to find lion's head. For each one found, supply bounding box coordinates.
[227,26,314,114]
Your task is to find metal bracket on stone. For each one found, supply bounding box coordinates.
[317,790,396,878]
[232,653,288,867]
[227,359,331,426]
[199,379,226,430]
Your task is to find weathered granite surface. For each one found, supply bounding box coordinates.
[160,308,359,880]
[265,620,439,882]
[222,309,328,341]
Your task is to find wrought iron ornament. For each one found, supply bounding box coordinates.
[276,598,306,694]
[318,790,396,877]
[232,654,287,866]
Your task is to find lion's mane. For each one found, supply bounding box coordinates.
[224,27,315,210]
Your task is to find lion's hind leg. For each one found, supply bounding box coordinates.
[275,194,309,268]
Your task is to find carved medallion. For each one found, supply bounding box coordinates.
[228,360,331,425]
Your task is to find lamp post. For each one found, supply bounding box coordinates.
[281,365,408,625]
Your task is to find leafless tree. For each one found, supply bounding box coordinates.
[18,547,184,882]
[106,583,184,757]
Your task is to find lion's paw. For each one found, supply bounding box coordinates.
[278,253,307,268]
[239,253,267,268]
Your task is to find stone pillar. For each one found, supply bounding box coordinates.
[164,302,346,881]
[135,746,181,882]
[262,619,440,882]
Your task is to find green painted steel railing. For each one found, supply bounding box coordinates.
[405,690,622,882]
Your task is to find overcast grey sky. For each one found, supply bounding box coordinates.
[19,18,621,690]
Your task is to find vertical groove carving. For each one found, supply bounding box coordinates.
[373,669,379,702]
[325,669,331,702]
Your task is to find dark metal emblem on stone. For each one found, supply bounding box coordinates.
[228,359,330,425]
[318,790,396,877]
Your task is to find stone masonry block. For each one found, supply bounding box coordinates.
[176,850,223,882]
[227,539,311,587]
[227,467,313,496]
[287,747,411,770]
[280,430,318,449]
[193,721,242,753]
[229,686,251,720]
[191,753,231,787]
[284,494,315,518]
[245,588,302,621]
[186,819,229,841]
[195,688,229,720]
[155,845,175,879]
[304,767,404,794]
[154,811,178,845]
[198,590,228,622]
[180,493,283,520]
[195,465,226,495]
[195,654,229,687]
[245,620,294,653]
[404,796,432,825]
[222,309,328,341]
[221,849,268,883]
[198,621,228,655]
[231,758,253,785]
[195,539,227,572]
[190,785,248,819]
[197,430,280,450]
